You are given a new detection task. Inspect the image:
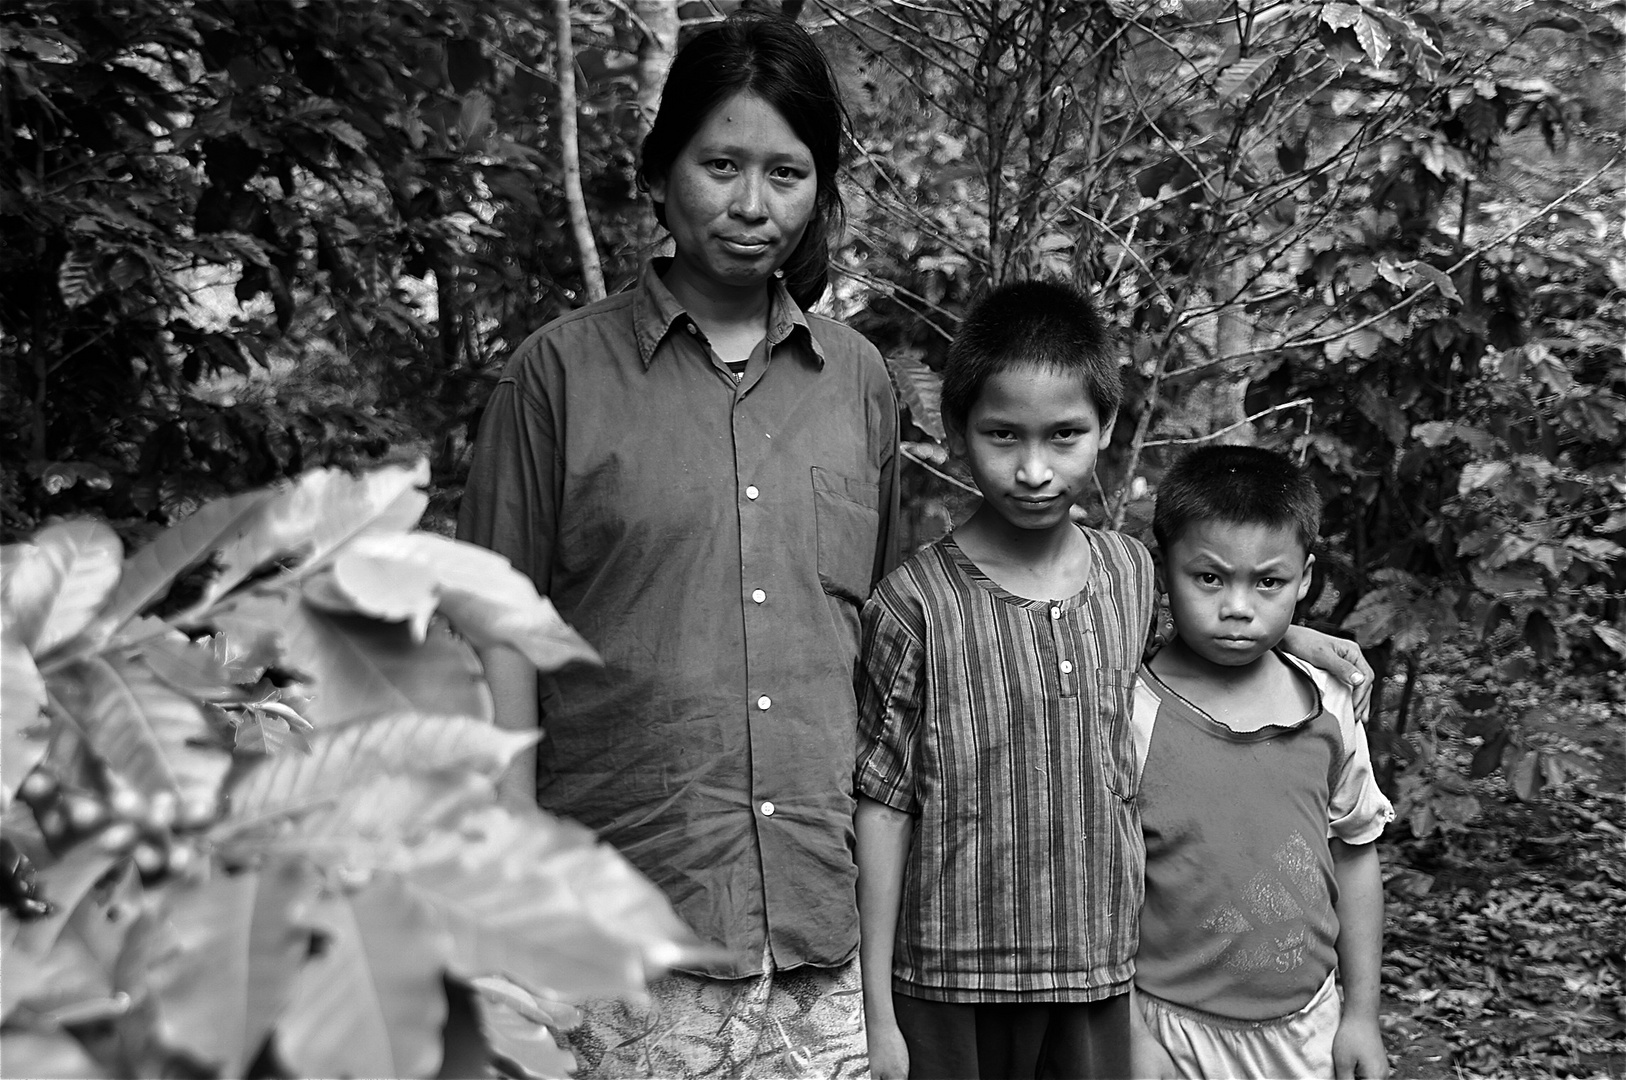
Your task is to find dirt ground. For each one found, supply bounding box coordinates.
[1378,702,1625,1079]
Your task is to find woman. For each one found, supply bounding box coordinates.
[458,14,894,1078]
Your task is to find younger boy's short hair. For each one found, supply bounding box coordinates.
[940,280,1122,433]
[1153,445,1322,554]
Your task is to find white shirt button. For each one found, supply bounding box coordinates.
[745,485,760,500]
[751,589,766,604]
[1060,660,1074,674]
[685,323,698,334]
[757,695,772,711]
[760,801,776,816]
[1050,605,1062,620]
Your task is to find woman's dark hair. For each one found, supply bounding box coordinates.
[637,14,849,310]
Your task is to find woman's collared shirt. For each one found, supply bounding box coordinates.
[459,261,899,978]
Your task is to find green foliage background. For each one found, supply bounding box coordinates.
[9,0,1620,823]
[4,0,1622,816]
[1,2,1623,1076]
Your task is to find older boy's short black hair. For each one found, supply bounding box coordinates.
[940,280,1121,433]
[1153,445,1321,554]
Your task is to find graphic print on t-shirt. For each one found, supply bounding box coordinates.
[1196,829,1322,978]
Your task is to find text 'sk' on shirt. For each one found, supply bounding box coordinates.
[1131,654,1395,1019]
[458,260,899,978]
[856,529,1155,1002]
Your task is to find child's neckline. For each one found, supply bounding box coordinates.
[943,526,1098,607]
[1141,649,1324,738]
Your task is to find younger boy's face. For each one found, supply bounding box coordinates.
[947,364,1113,535]
[1160,519,1313,669]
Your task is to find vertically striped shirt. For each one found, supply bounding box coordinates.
[855,528,1156,1002]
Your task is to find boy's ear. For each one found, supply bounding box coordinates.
[1098,410,1118,446]
[1296,553,1315,601]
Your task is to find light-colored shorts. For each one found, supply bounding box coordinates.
[1136,970,1341,1079]
[559,945,868,1079]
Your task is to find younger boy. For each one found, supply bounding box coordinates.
[1130,445,1394,1080]
[856,280,1152,1080]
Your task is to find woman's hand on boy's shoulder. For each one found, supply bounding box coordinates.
[1278,625,1375,721]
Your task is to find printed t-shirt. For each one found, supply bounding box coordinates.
[1130,654,1395,1019]
[458,259,900,978]
[855,529,1155,1002]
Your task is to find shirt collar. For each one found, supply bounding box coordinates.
[632,258,824,370]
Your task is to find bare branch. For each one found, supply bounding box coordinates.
[1141,398,1316,448]
[1194,147,1626,369]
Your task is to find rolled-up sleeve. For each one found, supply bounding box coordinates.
[1327,685,1395,845]
[855,596,925,814]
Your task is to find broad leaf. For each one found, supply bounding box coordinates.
[1322,2,1390,67]
[0,521,122,658]
[1,631,48,807]
[885,351,945,442]
[89,487,276,642]
[185,461,430,618]
[229,772,497,868]
[305,549,440,642]
[476,992,577,1080]
[2,844,121,959]
[276,876,451,1080]
[138,633,239,702]
[1411,262,1461,303]
[2,854,137,1022]
[305,533,597,672]
[52,654,233,808]
[1505,747,1543,802]
[421,540,597,674]
[1214,54,1278,104]
[224,713,535,829]
[232,703,314,756]
[469,975,579,1031]
[1458,460,1511,496]
[1342,586,1408,648]
[0,1030,109,1078]
[211,589,493,726]
[401,805,698,999]
[147,860,320,1077]
[1593,624,1626,659]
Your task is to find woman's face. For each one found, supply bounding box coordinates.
[649,91,818,303]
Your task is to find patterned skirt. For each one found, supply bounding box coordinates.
[560,947,869,1079]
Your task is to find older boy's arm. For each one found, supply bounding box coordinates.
[856,795,913,1080]
[479,645,539,809]
[1280,625,1374,720]
[1332,838,1389,1079]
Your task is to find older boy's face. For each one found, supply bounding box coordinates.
[947,364,1113,535]
[1161,520,1313,668]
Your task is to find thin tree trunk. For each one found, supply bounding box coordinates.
[630,0,678,257]
[553,0,606,303]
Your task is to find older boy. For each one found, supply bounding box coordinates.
[1131,445,1394,1079]
[855,283,1374,1080]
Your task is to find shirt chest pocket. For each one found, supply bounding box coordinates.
[1092,665,1140,802]
[811,466,880,605]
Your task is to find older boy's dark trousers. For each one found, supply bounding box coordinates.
[892,989,1131,1080]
